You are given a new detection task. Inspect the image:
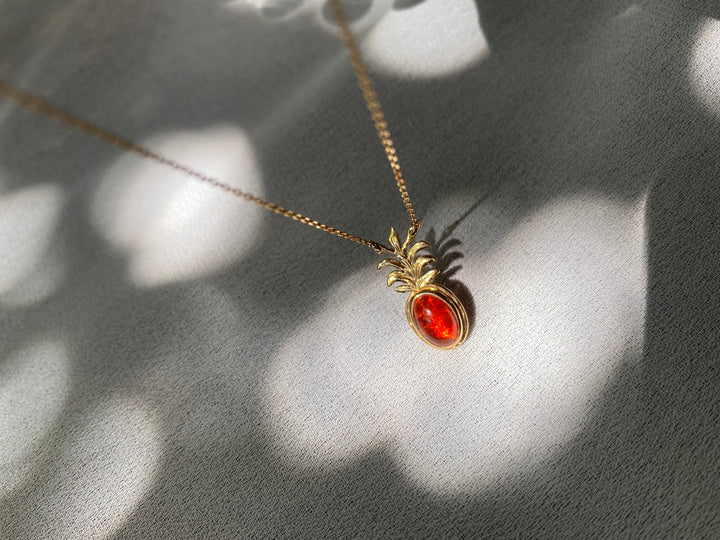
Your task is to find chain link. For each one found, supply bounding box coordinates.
[329,0,420,236]
[0,0,418,254]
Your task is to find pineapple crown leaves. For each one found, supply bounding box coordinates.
[377,227,439,293]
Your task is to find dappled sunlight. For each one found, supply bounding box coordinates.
[228,0,488,79]
[263,193,647,495]
[617,4,642,20]
[1,244,67,308]
[691,18,720,119]
[90,125,264,287]
[363,0,488,79]
[135,283,259,448]
[32,397,162,539]
[0,183,66,306]
[228,0,387,32]
[226,0,308,17]
[262,268,399,465]
[0,338,69,498]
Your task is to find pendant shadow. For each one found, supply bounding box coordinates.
[422,191,494,340]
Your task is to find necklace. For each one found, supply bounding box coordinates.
[0,0,468,350]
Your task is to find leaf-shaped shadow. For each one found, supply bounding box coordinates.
[422,228,475,335]
[423,231,464,282]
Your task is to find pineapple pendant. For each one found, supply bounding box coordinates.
[378,228,469,349]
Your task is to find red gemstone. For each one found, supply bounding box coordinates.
[411,293,459,347]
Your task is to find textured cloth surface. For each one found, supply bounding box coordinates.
[1,1,719,538]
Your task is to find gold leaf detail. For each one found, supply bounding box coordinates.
[387,270,413,287]
[388,227,402,253]
[408,241,430,262]
[418,269,439,287]
[377,227,440,295]
[413,255,436,275]
[377,258,405,271]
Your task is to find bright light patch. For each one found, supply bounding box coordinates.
[0,339,69,497]
[91,125,264,287]
[224,0,487,78]
[691,18,720,118]
[263,194,647,495]
[0,183,65,306]
[37,398,162,539]
[363,0,488,79]
[228,0,387,31]
[226,0,308,20]
[617,4,642,19]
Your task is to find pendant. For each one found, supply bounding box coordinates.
[378,228,469,349]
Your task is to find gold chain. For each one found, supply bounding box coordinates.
[329,0,420,237]
[0,0,418,254]
[0,80,389,252]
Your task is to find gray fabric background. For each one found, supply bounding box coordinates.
[1,0,719,538]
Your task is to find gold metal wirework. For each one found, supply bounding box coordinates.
[0,0,419,254]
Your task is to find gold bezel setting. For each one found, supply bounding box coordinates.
[405,285,469,350]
